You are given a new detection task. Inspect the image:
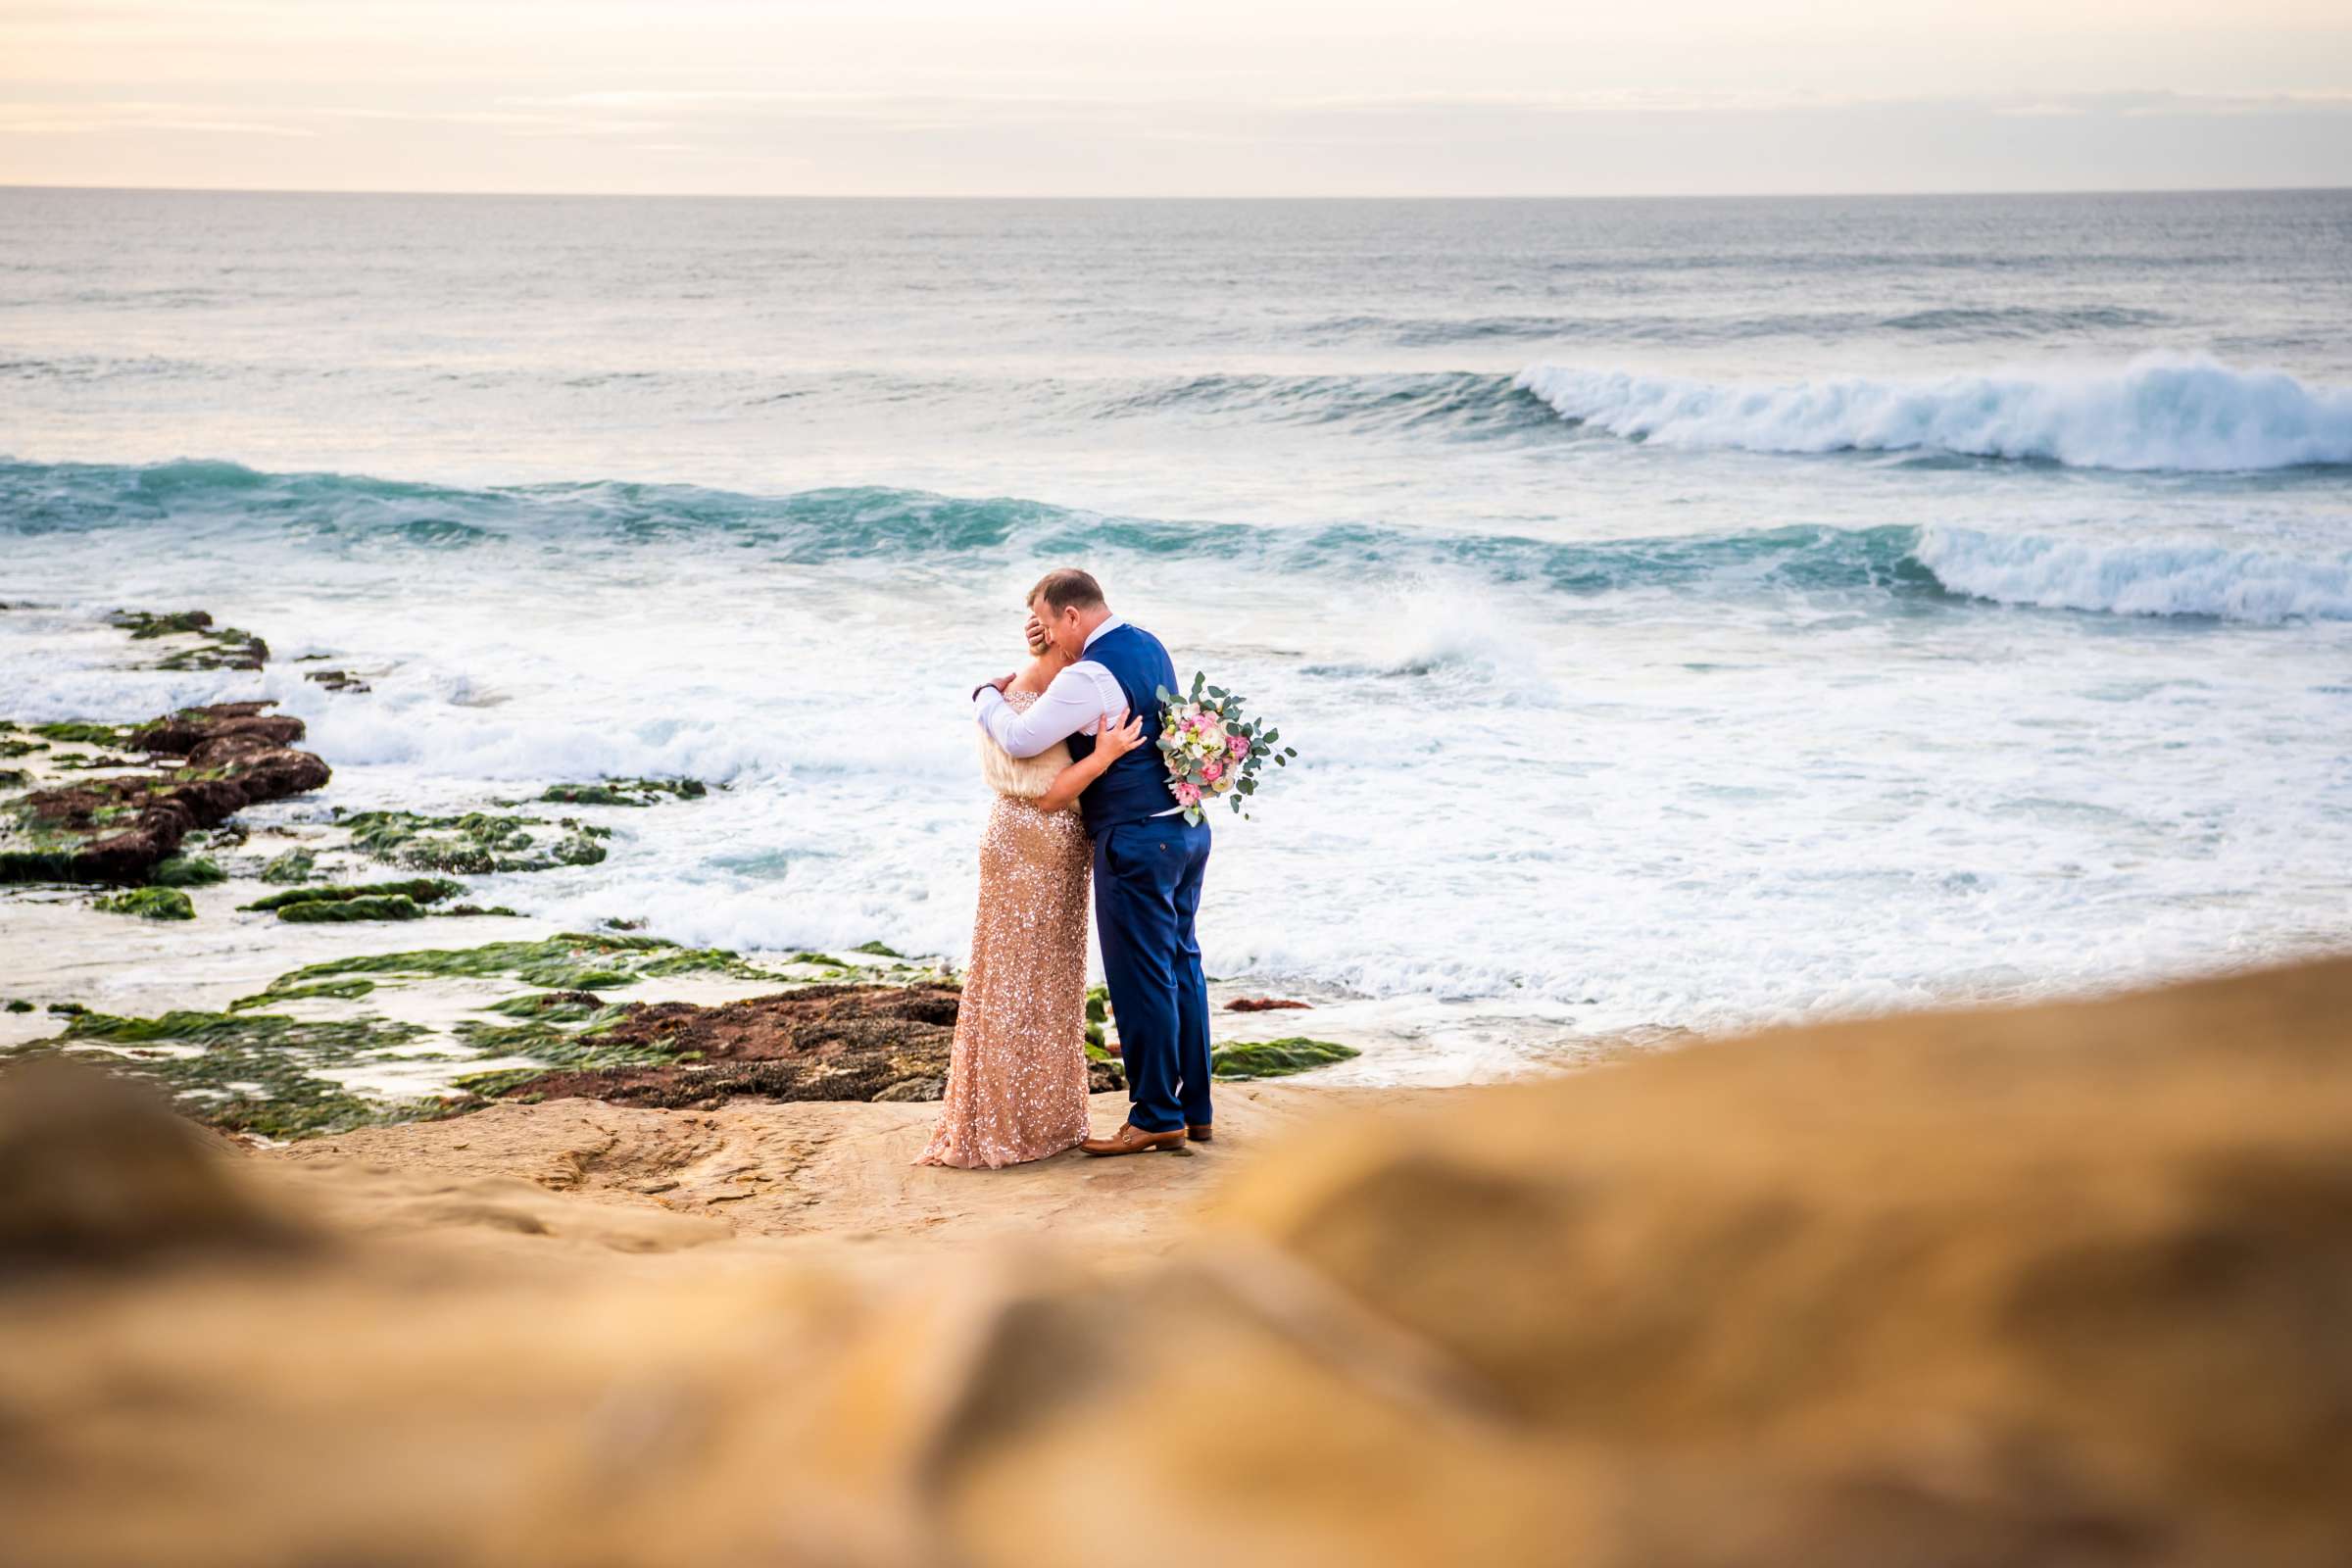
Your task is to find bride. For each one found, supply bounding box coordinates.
[917,620,1144,1168]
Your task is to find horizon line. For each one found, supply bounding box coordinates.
[4,179,2349,203]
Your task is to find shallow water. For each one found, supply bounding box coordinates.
[4,188,2349,1079]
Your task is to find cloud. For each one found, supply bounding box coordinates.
[0,101,317,137]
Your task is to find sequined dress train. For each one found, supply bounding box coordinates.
[917,693,1094,1168]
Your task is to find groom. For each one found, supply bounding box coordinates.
[972,568,1212,1155]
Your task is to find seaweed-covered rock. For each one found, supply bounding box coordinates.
[225,978,375,1012]
[536,778,709,808]
[94,887,195,920]
[258,848,318,884]
[337,808,610,874]
[108,609,213,640]
[489,982,1131,1110]
[109,609,268,670]
[1,704,329,885]
[249,931,769,996]
[132,704,304,756]
[241,878,465,914]
[1209,1037,1359,1079]
[490,982,968,1108]
[275,894,425,923]
[149,856,226,887]
[30,721,139,748]
[44,1009,434,1140]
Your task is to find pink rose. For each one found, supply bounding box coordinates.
[1200,760,1224,783]
[1174,781,1202,806]
[1227,735,1250,759]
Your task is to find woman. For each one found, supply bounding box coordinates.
[917,624,1145,1168]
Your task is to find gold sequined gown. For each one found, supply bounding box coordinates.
[917,693,1095,1169]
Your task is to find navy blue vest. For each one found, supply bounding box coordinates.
[1067,622,1184,835]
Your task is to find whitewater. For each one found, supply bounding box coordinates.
[4,187,2349,1081]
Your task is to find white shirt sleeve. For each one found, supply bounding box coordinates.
[973,661,1127,758]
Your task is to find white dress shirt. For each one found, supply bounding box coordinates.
[973,613,1130,759]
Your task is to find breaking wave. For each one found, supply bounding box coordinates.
[4,456,2344,625]
[1515,356,2352,471]
[1915,527,2352,622]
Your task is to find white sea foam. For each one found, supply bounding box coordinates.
[1916,527,2352,622]
[1515,356,2352,471]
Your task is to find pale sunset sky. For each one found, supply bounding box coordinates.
[3,0,2349,196]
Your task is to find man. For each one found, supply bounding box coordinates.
[973,567,1212,1155]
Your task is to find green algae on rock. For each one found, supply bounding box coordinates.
[226,979,377,1012]
[94,887,196,921]
[108,609,270,671]
[274,894,426,923]
[0,849,86,882]
[336,808,611,874]
[534,778,709,808]
[476,982,970,1109]
[108,610,213,640]
[30,721,139,748]
[241,878,465,914]
[48,1007,435,1140]
[1210,1037,1360,1080]
[253,931,775,996]
[258,849,318,884]
[149,855,227,887]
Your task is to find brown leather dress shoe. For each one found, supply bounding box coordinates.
[1079,1122,1188,1156]
[1186,1125,1213,1143]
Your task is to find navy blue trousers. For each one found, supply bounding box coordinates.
[1092,814,1213,1134]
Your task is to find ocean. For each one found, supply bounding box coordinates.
[3,186,2349,1081]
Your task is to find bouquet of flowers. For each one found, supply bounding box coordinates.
[1153,670,1296,824]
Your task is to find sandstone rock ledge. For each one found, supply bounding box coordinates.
[2,957,2349,1567]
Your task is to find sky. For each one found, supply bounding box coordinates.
[3,0,2350,196]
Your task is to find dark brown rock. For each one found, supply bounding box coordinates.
[498,982,1123,1109]
[1226,996,1312,1011]
[132,703,306,756]
[12,704,330,884]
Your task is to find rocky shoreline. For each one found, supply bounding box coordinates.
[0,605,1360,1143]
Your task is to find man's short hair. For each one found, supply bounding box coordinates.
[1028,568,1106,614]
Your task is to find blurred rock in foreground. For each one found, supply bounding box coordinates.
[2,958,2349,1566]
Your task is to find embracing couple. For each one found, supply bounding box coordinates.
[917,568,1213,1168]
